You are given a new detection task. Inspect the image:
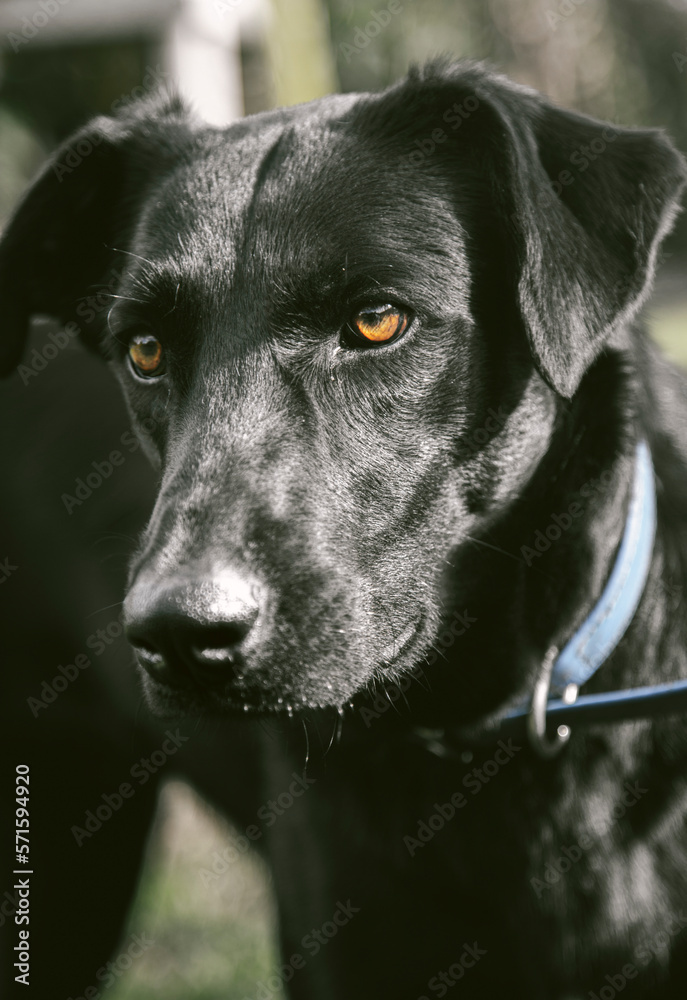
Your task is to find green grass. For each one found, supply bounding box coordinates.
[108,781,283,1000]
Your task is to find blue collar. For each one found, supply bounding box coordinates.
[551,438,657,696]
[413,439,687,759]
[519,438,661,755]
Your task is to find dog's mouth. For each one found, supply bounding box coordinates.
[132,609,427,718]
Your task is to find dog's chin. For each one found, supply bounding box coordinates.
[139,673,359,721]
[137,618,427,720]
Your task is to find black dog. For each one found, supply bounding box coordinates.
[2,60,687,999]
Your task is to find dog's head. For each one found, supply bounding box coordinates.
[2,63,684,718]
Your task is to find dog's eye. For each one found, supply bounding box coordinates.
[128,334,165,379]
[347,305,410,346]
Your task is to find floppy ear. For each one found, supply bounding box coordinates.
[0,95,192,376]
[480,76,687,397]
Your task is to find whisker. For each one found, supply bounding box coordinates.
[463,535,522,563]
[324,712,338,755]
[162,282,181,319]
[100,293,147,304]
[301,717,310,769]
[463,534,554,579]
[85,600,124,618]
[108,246,157,267]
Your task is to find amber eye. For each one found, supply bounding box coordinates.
[128,334,165,378]
[348,304,410,345]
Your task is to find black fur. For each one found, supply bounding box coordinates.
[2,62,687,998]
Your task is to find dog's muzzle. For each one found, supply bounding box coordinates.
[124,566,262,693]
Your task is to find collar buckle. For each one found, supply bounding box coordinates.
[527,646,579,757]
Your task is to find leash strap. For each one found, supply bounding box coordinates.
[502,678,687,732]
[412,679,687,758]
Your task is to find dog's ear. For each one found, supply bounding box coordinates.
[475,74,687,397]
[0,95,192,376]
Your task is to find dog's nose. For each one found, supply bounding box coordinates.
[125,569,260,690]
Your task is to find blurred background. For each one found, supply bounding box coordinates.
[0,1,684,996]
[1,0,686,363]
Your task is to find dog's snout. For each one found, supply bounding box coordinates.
[125,569,260,691]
